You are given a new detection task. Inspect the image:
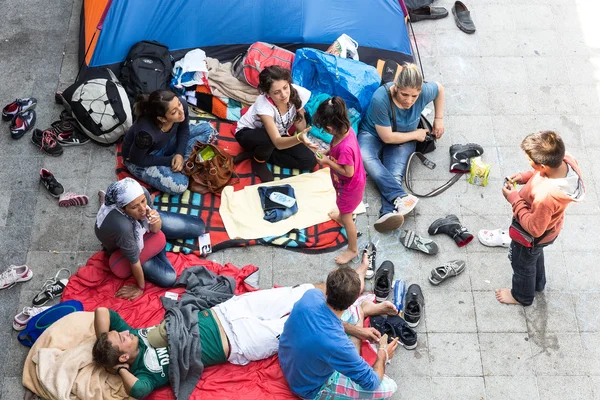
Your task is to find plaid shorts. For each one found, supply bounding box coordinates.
[313,371,397,399]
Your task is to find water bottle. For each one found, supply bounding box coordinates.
[393,280,407,316]
[269,192,296,208]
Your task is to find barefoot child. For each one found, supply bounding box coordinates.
[313,97,367,264]
[496,131,585,306]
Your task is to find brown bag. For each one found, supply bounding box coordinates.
[183,141,237,194]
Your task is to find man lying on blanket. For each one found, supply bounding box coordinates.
[91,253,398,399]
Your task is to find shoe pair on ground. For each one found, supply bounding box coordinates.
[39,168,89,206]
[373,194,419,233]
[32,110,90,156]
[2,98,37,139]
[409,1,476,34]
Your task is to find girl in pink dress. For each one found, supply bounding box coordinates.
[313,97,367,264]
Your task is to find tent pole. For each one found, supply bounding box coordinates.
[75,28,98,82]
[407,18,425,80]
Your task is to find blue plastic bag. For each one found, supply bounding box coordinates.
[292,48,381,117]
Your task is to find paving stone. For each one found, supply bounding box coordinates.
[428,333,482,377]
[479,333,534,376]
[524,292,578,333]
[5,190,38,227]
[425,291,476,333]
[388,335,430,377]
[484,376,539,400]
[537,376,595,400]
[472,291,528,333]
[581,332,600,376]
[529,333,588,376]
[387,377,432,400]
[0,195,11,227]
[573,292,600,332]
[1,377,27,400]
[430,377,485,400]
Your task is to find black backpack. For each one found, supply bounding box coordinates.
[120,40,172,102]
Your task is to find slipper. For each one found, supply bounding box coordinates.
[429,260,466,286]
[452,1,476,34]
[399,230,439,255]
[58,192,89,207]
[478,229,510,248]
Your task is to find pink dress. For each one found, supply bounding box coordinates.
[328,129,366,214]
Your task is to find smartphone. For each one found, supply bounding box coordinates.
[504,177,517,188]
[316,152,323,159]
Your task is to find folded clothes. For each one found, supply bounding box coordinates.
[258,185,298,223]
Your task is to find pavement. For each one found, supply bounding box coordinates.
[0,0,599,399]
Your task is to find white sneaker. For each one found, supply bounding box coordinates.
[394,195,419,216]
[0,265,33,290]
[13,306,51,331]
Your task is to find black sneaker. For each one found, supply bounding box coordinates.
[374,260,394,302]
[32,268,71,306]
[370,314,418,350]
[51,119,90,146]
[449,143,484,173]
[39,168,64,198]
[32,129,64,157]
[404,284,424,328]
[363,241,377,280]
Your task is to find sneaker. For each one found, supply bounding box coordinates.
[51,119,89,146]
[370,314,418,350]
[374,260,395,302]
[373,212,404,233]
[0,265,33,290]
[10,110,36,139]
[32,129,64,157]
[363,241,377,280]
[404,284,424,328]
[2,97,37,121]
[393,195,419,216]
[39,168,64,198]
[13,306,51,331]
[58,192,89,207]
[32,268,71,306]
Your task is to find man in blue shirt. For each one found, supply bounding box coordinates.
[359,63,445,233]
[279,266,400,399]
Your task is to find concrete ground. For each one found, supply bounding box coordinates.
[1,0,599,398]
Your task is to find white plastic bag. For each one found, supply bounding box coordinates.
[172,48,209,89]
[326,34,359,61]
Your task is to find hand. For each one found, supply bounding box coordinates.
[109,363,130,375]
[298,127,319,150]
[146,207,161,225]
[315,152,328,166]
[509,173,523,185]
[385,337,400,361]
[432,118,445,138]
[171,154,185,172]
[357,327,382,343]
[116,285,144,300]
[502,181,517,199]
[413,128,429,142]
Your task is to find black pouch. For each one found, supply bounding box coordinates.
[509,218,551,248]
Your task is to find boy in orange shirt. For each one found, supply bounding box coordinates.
[496,131,585,305]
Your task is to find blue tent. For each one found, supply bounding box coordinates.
[80,0,413,69]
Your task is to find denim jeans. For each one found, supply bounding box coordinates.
[509,239,554,306]
[158,210,205,240]
[358,130,416,216]
[142,249,177,287]
[125,122,216,195]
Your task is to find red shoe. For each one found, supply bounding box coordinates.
[58,192,89,207]
[2,97,37,121]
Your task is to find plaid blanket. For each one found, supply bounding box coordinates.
[116,117,348,255]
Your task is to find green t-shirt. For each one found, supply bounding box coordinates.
[109,310,170,399]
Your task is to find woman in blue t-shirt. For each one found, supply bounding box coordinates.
[358,63,445,232]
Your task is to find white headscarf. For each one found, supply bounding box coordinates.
[96,178,149,251]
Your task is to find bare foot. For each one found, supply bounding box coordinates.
[355,251,369,276]
[495,288,521,305]
[375,300,398,316]
[335,248,359,265]
[328,210,342,225]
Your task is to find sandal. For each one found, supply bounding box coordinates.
[478,229,510,248]
[429,260,466,286]
[399,230,439,255]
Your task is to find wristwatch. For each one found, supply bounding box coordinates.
[117,366,129,374]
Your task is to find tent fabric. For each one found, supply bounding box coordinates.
[81,0,412,69]
[61,251,299,399]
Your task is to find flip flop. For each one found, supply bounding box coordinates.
[478,229,510,248]
[399,230,439,255]
[429,260,466,286]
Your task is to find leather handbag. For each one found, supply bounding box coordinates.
[183,141,237,194]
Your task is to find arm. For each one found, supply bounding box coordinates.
[431,82,445,138]
[342,322,381,343]
[320,157,355,178]
[174,98,191,157]
[146,207,162,234]
[505,190,556,238]
[374,124,426,145]
[128,131,172,167]
[117,368,140,395]
[94,307,111,338]
[293,108,308,132]
[260,115,305,150]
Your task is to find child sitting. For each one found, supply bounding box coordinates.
[496,131,585,306]
[313,97,367,264]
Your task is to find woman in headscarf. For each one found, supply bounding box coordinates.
[95,178,204,299]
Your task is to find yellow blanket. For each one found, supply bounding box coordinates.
[219,168,366,240]
[22,312,129,400]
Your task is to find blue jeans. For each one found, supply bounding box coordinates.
[143,211,205,287]
[358,130,416,216]
[125,122,216,195]
[509,239,554,306]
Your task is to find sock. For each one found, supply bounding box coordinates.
[234,151,252,164]
[252,159,274,182]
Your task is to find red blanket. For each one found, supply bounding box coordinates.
[116,117,348,255]
[62,251,298,400]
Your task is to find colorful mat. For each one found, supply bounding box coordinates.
[116,117,349,255]
[61,251,298,400]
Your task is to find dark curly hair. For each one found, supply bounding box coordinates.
[133,89,177,126]
[92,332,124,368]
[312,96,351,136]
[257,66,302,110]
[326,266,361,311]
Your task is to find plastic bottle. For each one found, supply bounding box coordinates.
[393,279,407,316]
[269,192,296,208]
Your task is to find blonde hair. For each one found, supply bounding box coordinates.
[394,63,423,91]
